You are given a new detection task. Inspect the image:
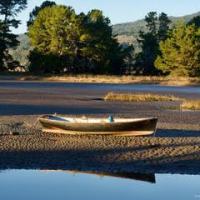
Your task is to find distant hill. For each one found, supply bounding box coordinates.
[10,11,200,68]
[113,11,200,36]
[113,11,200,48]
[9,34,31,69]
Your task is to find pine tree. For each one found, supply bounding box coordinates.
[28,5,78,73]
[0,0,27,71]
[27,1,56,27]
[188,16,200,28]
[135,12,171,75]
[0,20,5,68]
[28,6,131,74]
[155,22,200,76]
[158,12,171,41]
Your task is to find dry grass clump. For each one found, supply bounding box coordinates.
[160,76,200,86]
[104,92,179,102]
[105,92,200,110]
[42,75,166,84]
[41,75,200,85]
[181,100,200,110]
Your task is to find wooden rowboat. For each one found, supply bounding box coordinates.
[39,115,158,136]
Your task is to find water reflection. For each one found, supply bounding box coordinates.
[42,170,156,183]
[0,170,200,200]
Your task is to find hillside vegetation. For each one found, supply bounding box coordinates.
[9,34,31,69]
[113,11,200,36]
[114,11,200,48]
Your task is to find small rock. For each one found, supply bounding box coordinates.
[10,131,20,136]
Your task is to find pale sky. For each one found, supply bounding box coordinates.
[13,0,200,34]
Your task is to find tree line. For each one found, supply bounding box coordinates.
[27,2,132,74]
[0,0,200,76]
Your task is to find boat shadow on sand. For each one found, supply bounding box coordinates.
[0,135,200,175]
[0,125,200,175]
[156,129,200,137]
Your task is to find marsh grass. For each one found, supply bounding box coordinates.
[105,92,200,110]
[104,92,180,102]
[181,100,200,110]
[39,75,200,86]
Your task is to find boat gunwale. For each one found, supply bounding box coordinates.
[39,115,158,125]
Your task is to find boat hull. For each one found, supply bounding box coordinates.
[39,115,158,136]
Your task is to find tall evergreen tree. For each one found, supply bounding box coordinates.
[28,5,78,73]
[80,10,117,73]
[135,12,171,75]
[0,0,27,71]
[155,22,200,76]
[158,12,171,41]
[0,20,5,68]
[188,16,200,28]
[145,12,158,35]
[27,1,56,27]
[28,6,130,74]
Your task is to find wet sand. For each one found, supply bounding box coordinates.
[0,81,200,174]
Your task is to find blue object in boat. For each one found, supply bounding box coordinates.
[108,115,114,123]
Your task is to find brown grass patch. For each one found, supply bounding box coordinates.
[104,92,179,102]
[181,100,200,110]
[105,92,200,110]
[36,75,200,86]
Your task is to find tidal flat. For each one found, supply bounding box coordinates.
[0,81,200,175]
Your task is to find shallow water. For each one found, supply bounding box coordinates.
[0,170,199,200]
[1,81,200,94]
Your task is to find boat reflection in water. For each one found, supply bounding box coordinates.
[42,169,156,184]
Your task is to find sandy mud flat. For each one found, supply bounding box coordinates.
[0,115,200,175]
[0,82,199,174]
